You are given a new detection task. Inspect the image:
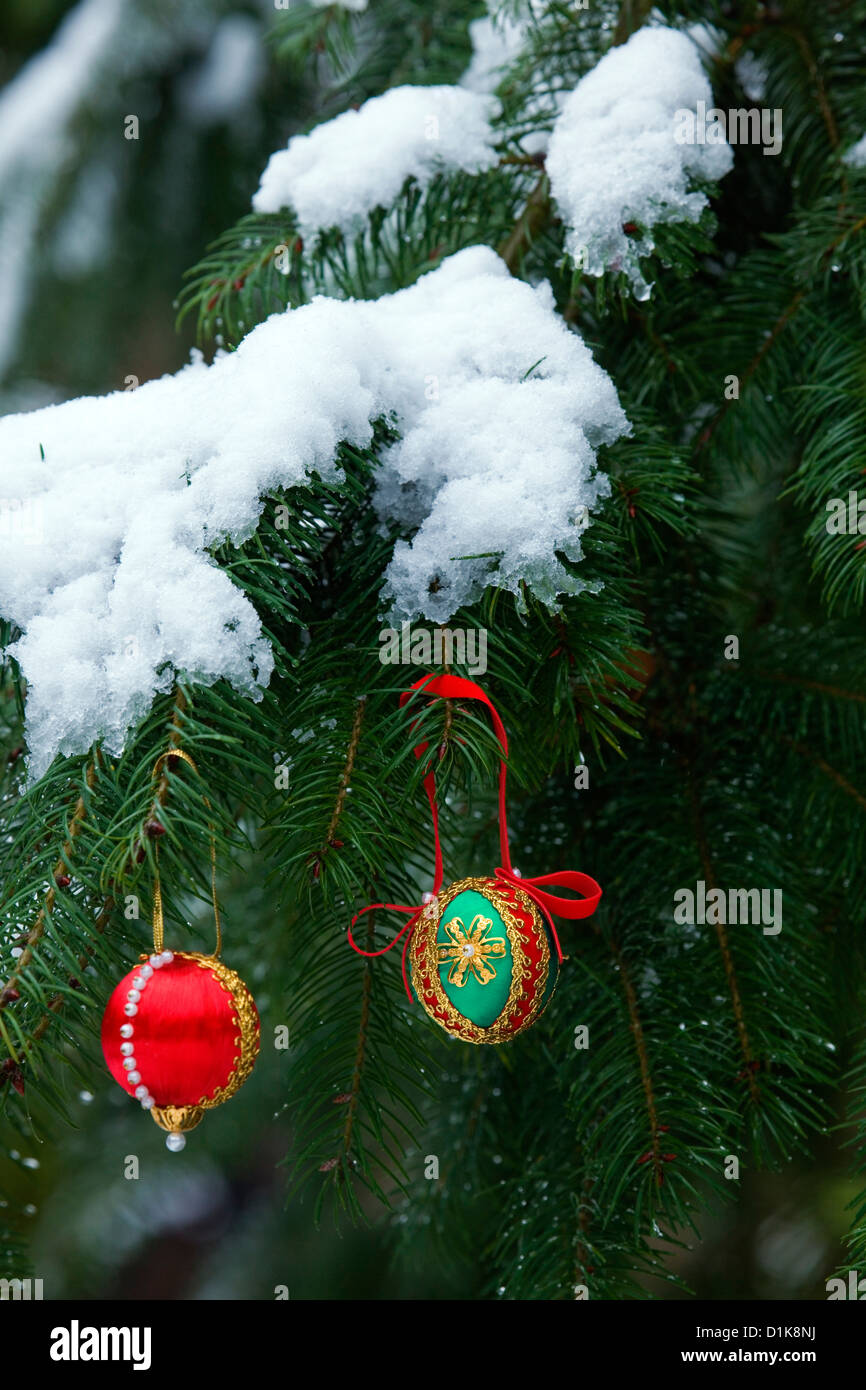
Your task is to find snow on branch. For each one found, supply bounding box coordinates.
[0,247,627,779]
[546,26,733,298]
[461,12,530,95]
[252,85,500,234]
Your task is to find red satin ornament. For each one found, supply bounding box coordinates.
[102,950,259,1145]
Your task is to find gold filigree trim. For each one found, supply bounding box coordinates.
[187,953,260,1108]
[151,1104,205,1134]
[410,876,553,1045]
[437,914,506,986]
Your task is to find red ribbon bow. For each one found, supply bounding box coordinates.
[347,674,602,998]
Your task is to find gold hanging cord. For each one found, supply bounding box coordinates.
[149,749,221,958]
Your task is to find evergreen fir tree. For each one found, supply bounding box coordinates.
[2,0,866,1302]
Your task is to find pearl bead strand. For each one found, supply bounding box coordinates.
[117,950,182,1148]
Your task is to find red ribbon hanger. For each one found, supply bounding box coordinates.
[348,674,602,998]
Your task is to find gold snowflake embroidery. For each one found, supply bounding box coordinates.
[437,914,507,987]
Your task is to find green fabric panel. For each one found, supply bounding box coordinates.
[437,889,512,1027]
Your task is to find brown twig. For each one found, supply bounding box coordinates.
[155,688,188,810]
[435,624,456,748]
[782,735,866,814]
[785,25,840,151]
[342,907,375,1158]
[324,697,365,849]
[497,172,552,275]
[308,698,366,880]
[694,289,806,458]
[610,937,666,1186]
[612,0,655,47]
[0,758,98,1016]
[574,1173,596,1293]
[694,200,866,462]
[687,776,760,1102]
[751,671,866,705]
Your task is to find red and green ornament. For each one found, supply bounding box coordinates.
[349,675,601,1044]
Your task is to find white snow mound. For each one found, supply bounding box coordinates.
[0,247,627,778]
[253,85,499,234]
[546,26,733,297]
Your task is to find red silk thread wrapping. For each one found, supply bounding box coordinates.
[102,957,257,1106]
[347,674,602,999]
